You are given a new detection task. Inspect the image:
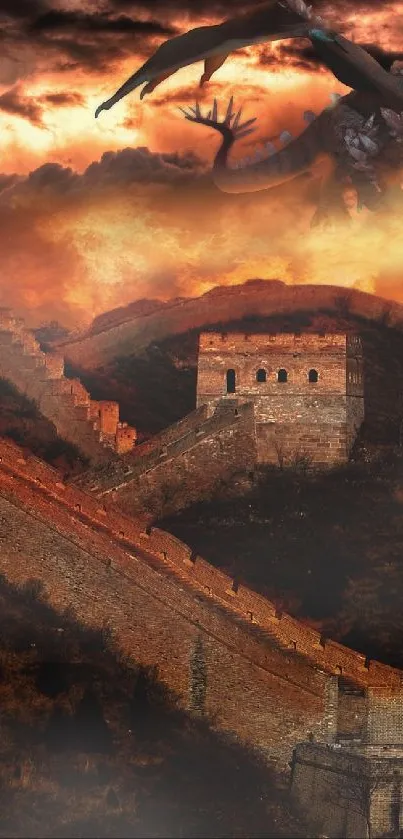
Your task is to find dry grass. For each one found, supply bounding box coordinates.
[0,573,305,839]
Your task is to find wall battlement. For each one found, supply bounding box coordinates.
[74,402,254,495]
[74,401,258,518]
[199,332,348,353]
[0,308,136,461]
[197,330,365,468]
[0,435,401,692]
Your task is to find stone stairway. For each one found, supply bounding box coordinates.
[0,308,137,463]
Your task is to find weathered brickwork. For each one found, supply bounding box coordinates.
[74,332,365,516]
[74,403,258,518]
[2,436,403,790]
[0,438,333,768]
[196,332,364,467]
[0,308,136,461]
[0,444,402,663]
[336,680,368,742]
[291,741,403,838]
[130,405,210,458]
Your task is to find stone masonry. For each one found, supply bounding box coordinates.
[74,331,365,518]
[197,331,365,468]
[2,435,403,786]
[291,740,403,838]
[0,308,136,462]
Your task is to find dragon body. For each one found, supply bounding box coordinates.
[95,0,403,218]
[179,63,403,219]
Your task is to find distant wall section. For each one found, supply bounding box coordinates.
[0,308,136,462]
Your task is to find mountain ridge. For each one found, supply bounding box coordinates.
[54,280,401,369]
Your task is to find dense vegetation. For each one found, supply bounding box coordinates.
[161,445,403,670]
[0,575,304,838]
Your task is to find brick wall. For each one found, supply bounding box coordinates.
[197,332,349,413]
[196,332,363,467]
[0,437,402,693]
[256,421,348,467]
[0,308,136,461]
[0,440,338,769]
[291,742,403,837]
[366,687,403,744]
[130,405,210,458]
[98,402,258,518]
[337,682,368,741]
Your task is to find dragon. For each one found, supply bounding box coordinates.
[94,0,403,221]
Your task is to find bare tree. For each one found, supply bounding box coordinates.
[308,753,385,839]
[289,447,313,474]
[274,440,286,470]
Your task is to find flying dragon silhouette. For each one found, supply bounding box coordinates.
[95,0,403,218]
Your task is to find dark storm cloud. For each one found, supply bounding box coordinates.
[0,0,47,19]
[42,91,84,107]
[79,146,207,187]
[23,6,176,76]
[0,146,206,203]
[0,86,43,125]
[0,1,401,98]
[0,86,84,126]
[266,38,403,74]
[30,9,175,37]
[110,0,393,13]
[0,173,20,191]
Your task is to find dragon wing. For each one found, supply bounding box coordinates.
[308,29,403,112]
[95,1,311,117]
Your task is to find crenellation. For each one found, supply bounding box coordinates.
[3,302,403,813]
[0,308,136,461]
[197,330,364,468]
[4,435,403,792]
[116,423,137,454]
[0,435,401,691]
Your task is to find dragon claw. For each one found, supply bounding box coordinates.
[179,98,257,140]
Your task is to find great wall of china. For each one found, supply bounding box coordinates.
[56,279,403,368]
[2,295,403,835]
[74,400,258,516]
[1,435,403,756]
[0,308,136,462]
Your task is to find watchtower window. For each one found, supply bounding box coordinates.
[277,369,288,383]
[226,369,236,394]
[308,369,319,383]
[256,368,267,383]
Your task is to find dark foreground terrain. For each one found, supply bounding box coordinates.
[161,446,403,670]
[0,574,304,839]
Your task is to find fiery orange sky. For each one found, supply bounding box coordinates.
[1,0,403,327]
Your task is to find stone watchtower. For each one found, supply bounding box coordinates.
[196,332,364,468]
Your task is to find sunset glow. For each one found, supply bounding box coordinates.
[0,0,402,326]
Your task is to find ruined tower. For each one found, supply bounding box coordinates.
[196,332,364,467]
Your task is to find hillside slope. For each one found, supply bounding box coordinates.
[56,280,402,369]
[0,378,88,477]
[63,308,403,444]
[160,447,403,670]
[0,572,303,839]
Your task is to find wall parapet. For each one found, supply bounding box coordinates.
[199,331,348,354]
[0,309,136,461]
[74,402,254,495]
[0,435,401,690]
